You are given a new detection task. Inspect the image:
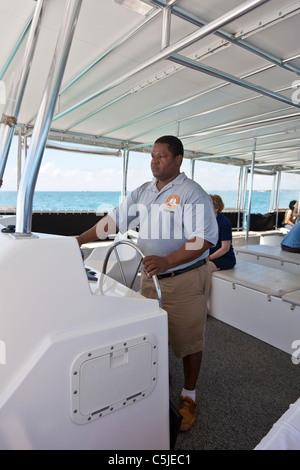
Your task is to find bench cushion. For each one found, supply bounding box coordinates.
[282,290,300,307]
[235,244,300,265]
[212,261,300,297]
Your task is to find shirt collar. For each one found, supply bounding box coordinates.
[149,172,187,192]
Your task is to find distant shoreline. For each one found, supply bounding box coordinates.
[0,189,298,214]
[1,189,299,193]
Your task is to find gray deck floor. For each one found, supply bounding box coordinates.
[170,316,300,450]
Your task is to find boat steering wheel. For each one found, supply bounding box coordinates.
[102,240,163,308]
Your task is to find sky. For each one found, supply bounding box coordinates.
[0,135,299,193]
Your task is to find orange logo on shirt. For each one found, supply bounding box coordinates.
[166,194,180,209]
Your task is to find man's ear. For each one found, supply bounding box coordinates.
[176,154,183,166]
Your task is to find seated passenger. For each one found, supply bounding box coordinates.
[281,222,300,253]
[293,201,300,224]
[283,200,299,230]
[208,195,236,272]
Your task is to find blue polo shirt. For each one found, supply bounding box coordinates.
[281,222,300,249]
[109,172,218,272]
[209,213,236,268]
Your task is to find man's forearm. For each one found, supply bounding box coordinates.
[76,224,98,246]
[76,215,118,246]
[143,237,212,276]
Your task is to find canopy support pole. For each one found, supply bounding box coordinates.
[122,149,129,201]
[190,159,195,180]
[15,0,82,235]
[274,170,281,228]
[246,139,257,244]
[237,166,244,231]
[0,0,45,188]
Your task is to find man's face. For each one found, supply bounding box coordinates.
[151,142,182,182]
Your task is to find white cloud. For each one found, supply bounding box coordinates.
[1,140,299,192]
[36,161,124,191]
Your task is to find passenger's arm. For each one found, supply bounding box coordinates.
[286,211,295,226]
[208,240,231,261]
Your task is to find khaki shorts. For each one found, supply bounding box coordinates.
[141,262,212,358]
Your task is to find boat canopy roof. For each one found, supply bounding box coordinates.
[1,0,300,173]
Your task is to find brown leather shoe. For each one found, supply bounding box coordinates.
[178,395,197,431]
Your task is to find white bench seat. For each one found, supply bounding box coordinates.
[212,260,300,297]
[282,290,300,308]
[209,261,300,354]
[234,244,300,274]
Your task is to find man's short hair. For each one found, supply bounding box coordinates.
[155,135,184,158]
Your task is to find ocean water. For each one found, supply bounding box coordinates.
[0,189,298,214]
